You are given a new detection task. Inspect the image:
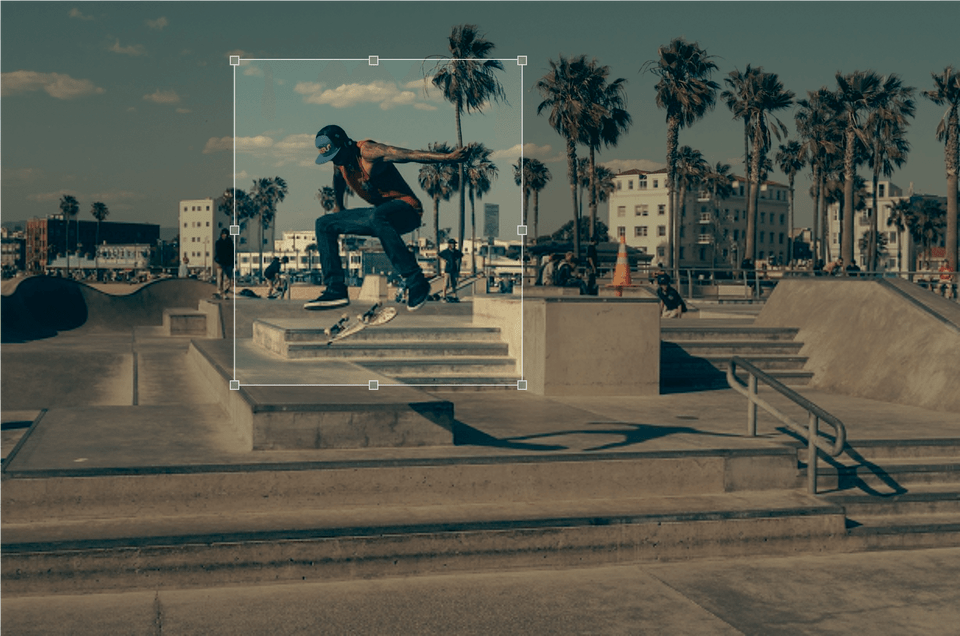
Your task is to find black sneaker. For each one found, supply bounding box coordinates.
[303,285,349,310]
[406,277,430,312]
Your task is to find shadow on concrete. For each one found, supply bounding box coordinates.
[659,342,728,394]
[457,421,741,452]
[453,421,568,451]
[1,276,216,343]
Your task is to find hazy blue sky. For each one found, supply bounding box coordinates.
[2,2,958,239]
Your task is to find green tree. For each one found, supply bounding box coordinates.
[675,145,709,267]
[418,142,460,275]
[907,197,947,270]
[318,186,336,214]
[722,65,764,213]
[250,176,288,279]
[703,162,735,267]
[431,24,506,251]
[776,140,807,264]
[90,201,110,280]
[463,142,498,273]
[835,70,884,264]
[886,198,912,271]
[58,194,79,274]
[536,54,604,260]
[513,158,533,231]
[643,37,719,280]
[865,75,915,271]
[924,66,960,272]
[796,88,842,263]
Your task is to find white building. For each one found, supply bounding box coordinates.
[178,198,225,276]
[607,169,791,269]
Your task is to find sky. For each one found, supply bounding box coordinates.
[2,1,958,241]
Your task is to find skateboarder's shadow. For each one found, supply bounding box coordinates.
[457,422,739,452]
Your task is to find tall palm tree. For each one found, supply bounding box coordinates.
[835,70,884,264]
[722,65,764,208]
[305,243,318,272]
[924,66,960,272]
[513,158,533,230]
[463,142,498,273]
[776,141,807,265]
[250,176,288,279]
[865,75,915,271]
[907,197,947,269]
[90,201,109,281]
[703,162,735,268]
[537,54,604,260]
[734,68,794,266]
[318,186,336,214]
[58,194,79,275]
[418,142,460,275]
[583,60,631,242]
[431,24,506,250]
[886,198,913,271]
[527,158,552,242]
[796,88,842,263]
[675,145,709,267]
[644,37,719,279]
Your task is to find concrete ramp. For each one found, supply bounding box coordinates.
[755,278,960,413]
[1,277,217,342]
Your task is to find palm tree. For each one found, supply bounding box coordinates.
[90,201,109,281]
[924,66,960,272]
[907,197,947,270]
[835,70,885,264]
[536,54,604,260]
[886,198,912,271]
[675,145,709,268]
[722,65,764,208]
[733,68,794,266]
[431,24,506,250]
[318,186,336,214]
[796,88,842,263]
[59,194,79,275]
[305,243,318,273]
[643,37,719,279]
[583,60,631,242]
[513,158,533,230]
[776,141,807,265]
[527,158,552,242]
[703,162,735,268]
[858,229,889,269]
[418,142,460,275]
[250,176,288,279]
[865,75,915,271]
[463,142,498,273]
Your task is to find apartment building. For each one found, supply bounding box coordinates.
[607,169,791,269]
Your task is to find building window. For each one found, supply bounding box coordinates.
[739,185,745,196]
[657,246,665,258]
[770,232,775,244]
[879,184,885,198]
[780,214,785,225]
[617,226,626,238]
[617,181,622,190]
[206,221,210,227]
[734,229,739,240]
[679,247,685,259]
[206,206,211,211]
[628,180,633,190]
[653,179,659,188]
[658,204,665,215]
[760,212,766,224]
[635,205,648,216]
[699,247,707,260]
[734,210,740,222]
[638,175,647,189]
[760,233,764,243]
[759,251,765,259]
[617,206,626,217]
[779,233,784,244]
[679,226,685,238]
[635,226,648,237]
[657,225,666,237]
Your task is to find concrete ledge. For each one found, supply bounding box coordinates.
[162,308,207,337]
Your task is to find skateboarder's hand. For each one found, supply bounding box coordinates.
[448,147,468,162]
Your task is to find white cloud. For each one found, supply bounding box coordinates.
[143,89,181,104]
[146,17,168,30]
[295,80,435,111]
[1,70,105,99]
[203,135,274,154]
[1,167,41,185]
[176,108,191,114]
[69,8,93,20]
[492,143,563,163]
[109,39,146,56]
[242,64,263,77]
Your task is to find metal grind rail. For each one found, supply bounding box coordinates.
[727,356,846,494]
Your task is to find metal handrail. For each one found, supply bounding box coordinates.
[726,356,847,494]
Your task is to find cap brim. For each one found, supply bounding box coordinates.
[315,147,339,165]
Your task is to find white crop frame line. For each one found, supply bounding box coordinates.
[231,55,525,388]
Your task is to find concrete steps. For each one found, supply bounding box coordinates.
[660,325,812,391]
[818,438,960,551]
[253,318,520,388]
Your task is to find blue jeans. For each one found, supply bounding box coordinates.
[315,200,422,287]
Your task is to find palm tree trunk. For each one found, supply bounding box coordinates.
[870,167,880,272]
[820,174,831,262]
[811,164,820,265]
[470,188,477,275]
[678,181,687,275]
[666,116,679,278]
[533,189,540,243]
[433,197,441,278]
[589,146,598,242]
[842,129,856,264]
[787,177,795,267]
[456,104,466,251]
[95,221,100,281]
[745,131,761,265]
[945,107,958,272]
[566,138,580,259]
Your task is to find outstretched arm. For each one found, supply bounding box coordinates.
[360,141,466,165]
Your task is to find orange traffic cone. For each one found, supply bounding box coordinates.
[610,235,632,295]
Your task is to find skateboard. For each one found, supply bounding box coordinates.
[324,302,397,344]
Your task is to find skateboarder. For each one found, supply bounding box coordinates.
[656,277,687,319]
[304,124,466,311]
[213,228,234,297]
[438,238,463,301]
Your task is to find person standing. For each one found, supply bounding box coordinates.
[438,238,463,302]
[213,228,234,297]
[179,255,189,279]
[304,124,466,311]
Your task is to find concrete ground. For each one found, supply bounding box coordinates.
[3,547,959,635]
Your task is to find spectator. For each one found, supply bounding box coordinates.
[179,255,189,279]
[937,260,956,298]
[214,229,234,297]
[438,238,463,302]
[556,252,587,294]
[823,257,844,276]
[538,253,561,286]
[586,240,599,275]
[845,259,861,277]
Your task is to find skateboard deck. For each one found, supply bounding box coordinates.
[324,302,397,344]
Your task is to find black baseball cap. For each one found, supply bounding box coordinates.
[315,125,348,165]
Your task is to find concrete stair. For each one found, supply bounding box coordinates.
[661,324,812,392]
[813,439,960,551]
[253,318,521,388]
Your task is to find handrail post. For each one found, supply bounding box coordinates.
[747,374,758,436]
[807,412,819,495]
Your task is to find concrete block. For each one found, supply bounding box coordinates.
[358,275,388,302]
[162,308,207,337]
